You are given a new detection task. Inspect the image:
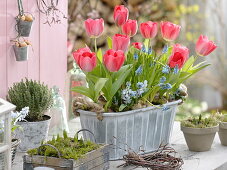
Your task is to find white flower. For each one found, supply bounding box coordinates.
[201,101,208,112]
[191,106,202,114]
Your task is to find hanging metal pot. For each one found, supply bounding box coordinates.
[13,45,29,61]
[16,0,34,37]
[16,18,33,37]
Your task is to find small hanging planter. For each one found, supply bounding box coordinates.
[12,39,31,61]
[16,0,34,37]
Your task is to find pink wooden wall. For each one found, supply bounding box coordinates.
[0,0,67,98]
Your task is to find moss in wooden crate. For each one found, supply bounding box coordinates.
[27,130,100,160]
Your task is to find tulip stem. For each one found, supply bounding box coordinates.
[150,38,153,49]
[94,38,97,52]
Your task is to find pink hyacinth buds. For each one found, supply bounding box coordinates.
[103,49,125,72]
[160,21,181,41]
[113,5,129,26]
[140,21,158,39]
[73,47,97,72]
[132,42,143,50]
[168,44,189,69]
[195,35,217,56]
[84,18,104,38]
[112,34,130,52]
[122,19,138,37]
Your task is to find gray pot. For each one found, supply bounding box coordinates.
[218,122,227,146]
[17,19,33,37]
[13,45,29,61]
[79,100,181,160]
[15,115,51,152]
[181,125,218,152]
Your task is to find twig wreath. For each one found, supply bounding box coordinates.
[36,0,67,26]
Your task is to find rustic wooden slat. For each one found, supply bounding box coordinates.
[74,145,109,166]
[27,0,40,80]
[24,155,73,167]
[39,0,67,94]
[6,0,28,89]
[0,0,7,98]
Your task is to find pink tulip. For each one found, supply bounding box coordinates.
[140,21,158,39]
[113,5,129,26]
[103,49,125,72]
[195,35,217,56]
[132,42,143,50]
[122,19,138,37]
[112,34,130,52]
[168,44,189,69]
[160,21,181,41]
[84,18,104,38]
[73,47,97,72]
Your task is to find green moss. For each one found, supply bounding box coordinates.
[27,130,100,160]
[181,114,218,128]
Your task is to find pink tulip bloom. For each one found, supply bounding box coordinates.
[195,35,217,56]
[160,21,181,41]
[112,34,130,52]
[84,18,104,38]
[168,44,189,69]
[132,42,143,50]
[103,49,125,72]
[122,19,138,37]
[140,21,158,39]
[113,5,129,26]
[73,47,97,72]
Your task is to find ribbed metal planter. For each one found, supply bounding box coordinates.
[79,100,181,160]
[13,45,29,61]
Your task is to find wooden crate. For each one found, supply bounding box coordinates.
[23,144,109,170]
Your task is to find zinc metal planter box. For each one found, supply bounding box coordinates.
[23,144,109,170]
[79,100,181,160]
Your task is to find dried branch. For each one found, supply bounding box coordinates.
[36,0,67,26]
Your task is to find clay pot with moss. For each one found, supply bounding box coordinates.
[218,114,227,146]
[7,79,53,151]
[181,114,219,152]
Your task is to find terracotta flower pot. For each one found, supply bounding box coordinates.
[218,122,227,146]
[181,124,218,152]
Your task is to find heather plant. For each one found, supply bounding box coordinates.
[7,79,53,121]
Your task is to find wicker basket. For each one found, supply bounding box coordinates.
[11,139,21,163]
[0,138,20,169]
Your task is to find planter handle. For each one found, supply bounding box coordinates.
[76,129,97,143]
[38,144,61,158]
[17,0,24,16]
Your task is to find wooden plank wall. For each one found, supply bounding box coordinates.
[0,0,67,98]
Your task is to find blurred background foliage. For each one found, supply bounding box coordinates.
[68,0,227,119]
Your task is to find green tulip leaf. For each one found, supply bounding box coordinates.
[182,56,195,71]
[107,36,112,49]
[94,78,108,101]
[97,48,103,63]
[71,86,93,99]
